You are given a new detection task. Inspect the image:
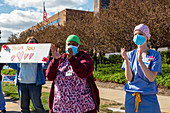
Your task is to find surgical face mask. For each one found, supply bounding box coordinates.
[133,34,145,46]
[65,45,79,56]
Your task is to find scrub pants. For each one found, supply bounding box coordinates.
[125,92,161,113]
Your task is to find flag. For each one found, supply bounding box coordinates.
[43,4,47,22]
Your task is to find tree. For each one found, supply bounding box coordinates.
[8,33,20,44]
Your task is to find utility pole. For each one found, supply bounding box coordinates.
[0,30,1,39]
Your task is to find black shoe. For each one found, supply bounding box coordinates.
[2,109,6,113]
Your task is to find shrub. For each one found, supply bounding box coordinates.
[109,55,123,64]
[92,54,123,64]
[1,69,16,75]
[93,63,170,87]
[92,55,110,64]
[160,51,170,64]
[156,64,170,87]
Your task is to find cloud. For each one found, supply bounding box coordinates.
[0,10,42,39]
[78,7,83,10]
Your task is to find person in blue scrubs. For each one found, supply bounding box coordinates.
[0,64,6,113]
[121,24,162,113]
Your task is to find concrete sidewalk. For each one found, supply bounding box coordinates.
[3,95,20,113]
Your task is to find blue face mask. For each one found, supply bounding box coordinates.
[65,45,79,56]
[133,34,146,46]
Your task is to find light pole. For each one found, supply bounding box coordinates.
[0,30,1,39]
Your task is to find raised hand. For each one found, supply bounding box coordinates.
[121,48,128,61]
[51,45,60,59]
[138,46,142,62]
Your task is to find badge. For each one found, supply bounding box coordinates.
[66,70,73,76]
[66,66,73,76]
[142,57,151,68]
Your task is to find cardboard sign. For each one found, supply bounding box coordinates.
[0,44,51,63]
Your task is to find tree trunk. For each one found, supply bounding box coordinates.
[99,52,102,64]
[103,53,106,64]
[155,47,158,51]
[94,52,97,71]
[89,49,94,57]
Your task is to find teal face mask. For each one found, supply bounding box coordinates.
[133,34,145,46]
[65,45,79,56]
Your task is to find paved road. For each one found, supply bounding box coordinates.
[2,81,170,113]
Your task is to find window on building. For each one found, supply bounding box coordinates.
[101,0,110,9]
[47,18,61,26]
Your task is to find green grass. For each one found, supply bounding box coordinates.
[30,92,49,113]
[93,63,126,84]
[1,82,19,100]
[99,98,123,113]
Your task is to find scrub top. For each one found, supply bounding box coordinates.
[122,49,162,95]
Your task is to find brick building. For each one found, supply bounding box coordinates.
[25,9,93,32]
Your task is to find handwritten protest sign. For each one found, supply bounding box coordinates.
[0,44,51,63]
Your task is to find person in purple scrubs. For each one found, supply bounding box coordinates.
[121,24,162,113]
[46,35,100,113]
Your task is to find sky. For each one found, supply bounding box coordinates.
[0,0,94,43]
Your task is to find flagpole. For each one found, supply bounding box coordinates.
[43,1,45,26]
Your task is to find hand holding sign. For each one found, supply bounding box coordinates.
[0,44,51,63]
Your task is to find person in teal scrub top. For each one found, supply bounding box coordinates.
[121,24,162,113]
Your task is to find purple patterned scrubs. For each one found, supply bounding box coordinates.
[53,58,95,113]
